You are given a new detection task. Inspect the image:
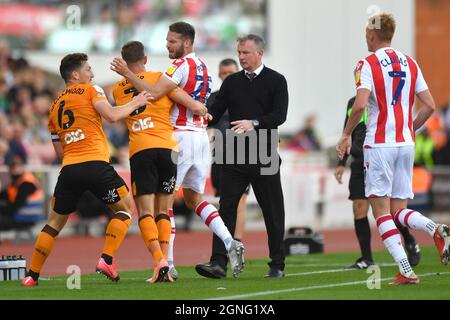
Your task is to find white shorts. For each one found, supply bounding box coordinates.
[174,130,210,194]
[363,145,414,199]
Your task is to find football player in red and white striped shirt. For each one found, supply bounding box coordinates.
[111,22,244,280]
[337,13,449,285]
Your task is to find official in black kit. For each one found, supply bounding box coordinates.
[196,34,289,278]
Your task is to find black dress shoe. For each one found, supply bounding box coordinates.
[345,257,375,270]
[405,238,421,267]
[265,268,285,278]
[195,262,226,279]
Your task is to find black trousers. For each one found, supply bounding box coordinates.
[209,161,286,271]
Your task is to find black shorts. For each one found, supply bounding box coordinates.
[348,160,367,200]
[211,163,250,197]
[130,148,178,196]
[53,161,129,215]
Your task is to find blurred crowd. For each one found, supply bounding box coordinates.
[4,0,266,54]
[1,36,450,169]
[0,42,58,166]
[0,41,131,167]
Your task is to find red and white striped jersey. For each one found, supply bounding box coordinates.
[164,52,212,131]
[355,47,428,147]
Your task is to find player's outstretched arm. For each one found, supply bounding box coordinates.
[110,57,205,115]
[168,89,207,116]
[110,57,176,100]
[414,90,436,131]
[94,91,153,123]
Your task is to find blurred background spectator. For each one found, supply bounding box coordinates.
[286,114,322,152]
[0,0,267,54]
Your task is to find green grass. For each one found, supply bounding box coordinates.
[1,246,449,300]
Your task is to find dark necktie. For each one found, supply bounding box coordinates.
[247,72,256,81]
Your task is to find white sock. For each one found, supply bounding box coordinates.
[195,201,233,251]
[167,209,175,268]
[394,208,437,237]
[377,214,413,276]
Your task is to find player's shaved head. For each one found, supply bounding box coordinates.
[367,13,396,42]
[60,53,88,82]
[121,41,145,64]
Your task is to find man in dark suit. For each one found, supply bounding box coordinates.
[208,58,250,243]
[197,34,289,278]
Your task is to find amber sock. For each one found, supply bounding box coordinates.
[101,212,131,261]
[139,214,164,264]
[28,224,59,280]
[156,213,171,260]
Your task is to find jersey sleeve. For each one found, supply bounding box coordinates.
[88,84,108,103]
[48,117,60,142]
[415,65,429,94]
[156,72,179,98]
[164,59,187,85]
[355,59,372,91]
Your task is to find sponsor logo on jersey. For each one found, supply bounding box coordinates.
[131,117,154,132]
[64,129,85,145]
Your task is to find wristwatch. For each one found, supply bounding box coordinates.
[252,119,260,128]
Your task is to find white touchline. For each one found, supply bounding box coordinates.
[243,263,396,268]
[286,268,354,276]
[208,271,450,300]
[285,264,395,277]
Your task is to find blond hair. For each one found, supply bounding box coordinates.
[368,13,396,42]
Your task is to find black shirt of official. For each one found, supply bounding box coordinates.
[208,67,289,164]
[338,96,367,166]
[207,91,229,135]
[204,65,289,274]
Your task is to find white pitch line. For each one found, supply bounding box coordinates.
[37,263,397,281]
[208,271,450,300]
[286,268,354,277]
[229,263,397,268]
[245,264,346,268]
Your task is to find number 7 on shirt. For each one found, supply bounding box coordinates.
[388,70,406,106]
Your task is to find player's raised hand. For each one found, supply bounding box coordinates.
[192,101,208,116]
[133,91,154,107]
[204,113,213,121]
[110,57,130,77]
[336,134,352,160]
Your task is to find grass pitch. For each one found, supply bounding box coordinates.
[0,246,449,300]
